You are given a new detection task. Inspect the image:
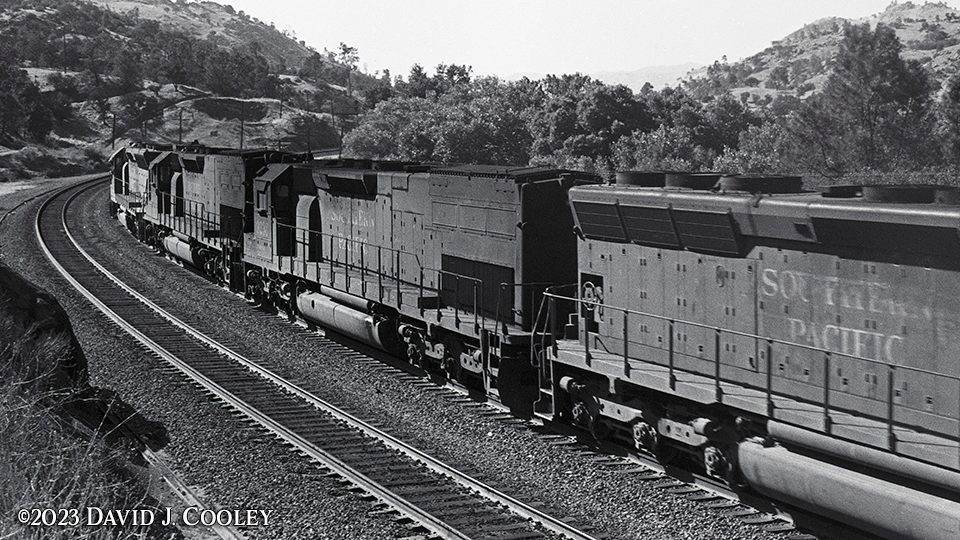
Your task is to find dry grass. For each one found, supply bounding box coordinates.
[0,271,168,539]
[0,377,157,540]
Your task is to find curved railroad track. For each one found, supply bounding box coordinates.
[37,179,609,539]
[33,176,864,540]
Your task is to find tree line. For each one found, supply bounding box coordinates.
[1,0,958,185]
[346,22,960,183]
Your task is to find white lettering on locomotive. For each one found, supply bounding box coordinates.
[786,317,905,363]
[761,268,917,317]
[762,268,918,363]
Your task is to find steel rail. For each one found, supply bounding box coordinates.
[34,178,243,540]
[74,243,601,539]
[42,179,604,540]
[36,180,472,540]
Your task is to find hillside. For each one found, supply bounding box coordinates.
[2,0,959,181]
[686,1,960,104]
[86,0,313,74]
[0,0,374,180]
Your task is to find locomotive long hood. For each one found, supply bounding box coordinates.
[569,185,960,258]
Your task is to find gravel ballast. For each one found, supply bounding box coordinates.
[2,178,787,540]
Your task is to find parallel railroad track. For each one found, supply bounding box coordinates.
[37,179,608,539]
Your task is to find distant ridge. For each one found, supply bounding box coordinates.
[506,63,702,92]
[592,63,704,91]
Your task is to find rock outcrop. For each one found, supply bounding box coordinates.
[0,263,88,393]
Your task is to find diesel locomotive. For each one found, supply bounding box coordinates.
[108,142,600,413]
[551,171,960,540]
[109,144,960,540]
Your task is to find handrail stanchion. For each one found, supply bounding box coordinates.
[824,352,832,434]
[584,313,590,367]
[496,284,504,334]
[454,276,461,327]
[377,246,383,304]
[436,270,441,322]
[549,294,558,356]
[715,329,722,402]
[345,238,350,292]
[668,320,676,390]
[360,243,366,295]
[766,340,774,417]
[623,310,629,376]
[888,366,897,452]
[395,250,401,309]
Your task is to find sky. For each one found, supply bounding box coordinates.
[218,0,960,79]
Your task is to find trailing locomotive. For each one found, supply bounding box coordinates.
[544,172,960,540]
[109,142,599,413]
[109,142,960,540]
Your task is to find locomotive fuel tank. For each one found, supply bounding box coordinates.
[296,290,396,353]
[541,174,960,540]
[162,234,202,268]
[739,440,960,540]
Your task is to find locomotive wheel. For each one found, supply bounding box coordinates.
[590,416,612,441]
[703,445,730,481]
[442,337,463,382]
[406,342,425,368]
[443,355,462,382]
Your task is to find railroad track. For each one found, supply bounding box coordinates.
[312,332,809,538]
[38,180,609,539]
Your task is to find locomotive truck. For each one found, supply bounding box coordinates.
[546,171,960,540]
[110,144,960,540]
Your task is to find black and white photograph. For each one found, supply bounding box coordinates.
[2,1,959,539]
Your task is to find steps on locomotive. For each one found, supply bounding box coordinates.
[551,339,960,472]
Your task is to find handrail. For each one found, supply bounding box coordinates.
[278,220,489,332]
[495,281,560,335]
[542,290,960,452]
[545,291,956,382]
[153,191,231,248]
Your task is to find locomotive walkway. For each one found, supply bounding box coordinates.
[37,179,605,540]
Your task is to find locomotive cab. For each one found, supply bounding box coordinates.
[109,147,128,204]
